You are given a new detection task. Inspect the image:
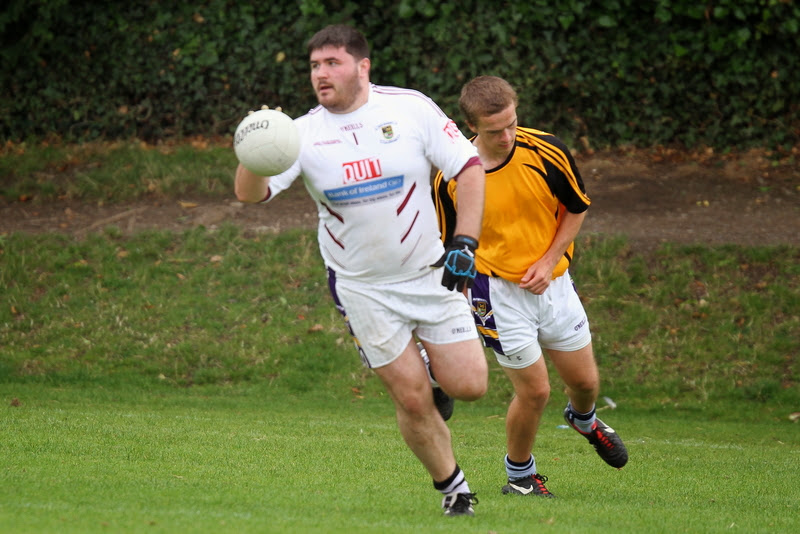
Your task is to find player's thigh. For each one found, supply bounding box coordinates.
[372,339,434,412]
[422,337,487,399]
[546,343,599,392]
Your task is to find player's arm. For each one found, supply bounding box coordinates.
[234,164,270,203]
[235,160,302,204]
[432,160,485,292]
[234,163,270,203]
[451,161,485,241]
[520,209,586,294]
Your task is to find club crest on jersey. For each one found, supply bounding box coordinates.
[375,121,399,143]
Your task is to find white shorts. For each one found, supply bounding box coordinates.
[328,267,478,368]
[468,270,591,369]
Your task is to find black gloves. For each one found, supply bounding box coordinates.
[432,235,479,292]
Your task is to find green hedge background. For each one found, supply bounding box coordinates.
[2,0,798,150]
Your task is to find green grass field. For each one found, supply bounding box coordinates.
[2,384,798,533]
[1,143,799,532]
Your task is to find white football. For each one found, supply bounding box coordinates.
[233,109,300,176]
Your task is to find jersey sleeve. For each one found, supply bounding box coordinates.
[415,96,479,181]
[264,160,301,201]
[533,131,591,213]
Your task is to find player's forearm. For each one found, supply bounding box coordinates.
[234,164,269,203]
[452,165,485,241]
[542,210,586,266]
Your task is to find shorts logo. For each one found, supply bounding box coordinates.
[343,157,382,184]
[472,298,494,326]
[574,318,586,331]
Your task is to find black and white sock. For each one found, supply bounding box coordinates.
[433,465,470,495]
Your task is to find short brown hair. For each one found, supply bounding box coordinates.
[307,24,370,60]
[459,76,518,126]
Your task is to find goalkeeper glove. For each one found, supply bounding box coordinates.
[431,235,478,292]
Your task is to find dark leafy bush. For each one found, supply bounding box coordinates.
[1,0,797,150]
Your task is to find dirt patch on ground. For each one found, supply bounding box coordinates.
[2,150,798,251]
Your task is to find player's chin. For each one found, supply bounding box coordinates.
[317,95,337,110]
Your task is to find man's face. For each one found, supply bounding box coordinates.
[470,104,518,156]
[309,45,368,114]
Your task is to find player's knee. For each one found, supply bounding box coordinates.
[457,379,487,401]
[392,389,430,418]
[516,381,550,407]
[567,375,599,396]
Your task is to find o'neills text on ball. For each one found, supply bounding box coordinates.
[234,120,270,147]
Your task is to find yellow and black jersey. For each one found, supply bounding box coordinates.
[434,127,590,284]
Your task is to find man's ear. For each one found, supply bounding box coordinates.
[359,57,371,77]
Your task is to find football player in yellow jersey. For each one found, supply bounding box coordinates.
[433,76,628,498]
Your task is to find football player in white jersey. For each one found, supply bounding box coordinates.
[235,25,488,517]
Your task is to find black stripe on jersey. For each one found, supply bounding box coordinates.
[534,135,574,178]
[522,157,585,214]
[517,135,589,214]
[432,173,457,244]
[530,133,589,201]
[521,161,552,191]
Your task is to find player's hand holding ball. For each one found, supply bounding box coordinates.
[234,105,300,176]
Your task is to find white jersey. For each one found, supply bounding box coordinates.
[266,84,479,284]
